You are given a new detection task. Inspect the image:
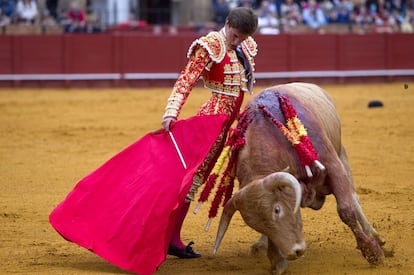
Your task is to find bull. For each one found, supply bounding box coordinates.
[212,82,385,274]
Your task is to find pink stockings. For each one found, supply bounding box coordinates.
[170,202,190,249]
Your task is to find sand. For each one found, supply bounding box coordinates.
[1,82,413,275]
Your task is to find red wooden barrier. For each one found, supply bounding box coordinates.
[0,36,13,74]
[0,33,413,87]
[14,35,64,74]
[386,33,414,69]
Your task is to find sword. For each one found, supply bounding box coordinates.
[168,131,187,169]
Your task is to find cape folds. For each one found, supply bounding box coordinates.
[49,115,228,275]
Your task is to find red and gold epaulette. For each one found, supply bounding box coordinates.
[187,31,226,63]
[241,36,258,58]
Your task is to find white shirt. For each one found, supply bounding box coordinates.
[16,0,38,21]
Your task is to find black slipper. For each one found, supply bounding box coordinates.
[168,241,201,259]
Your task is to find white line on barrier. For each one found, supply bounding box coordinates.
[0,70,413,81]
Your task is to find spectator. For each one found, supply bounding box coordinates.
[46,0,58,20]
[264,0,279,15]
[84,6,103,34]
[212,0,230,29]
[64,1,86,33]
[408,0,414,10]
[388,8,404,30]
[257,0,280,34]
[226,0,239,9]
[0,0,14,18]
[352,3,375,33]
[280,0,303,31]
[337,0,354,13]
[328,0,353,24]
[238,0,257,9]
[366,0,382,16]
[371,0,394,32]
[302,0,327,31]
[320,0,336,23]
[41,9,57,27]
[336,5,352,23]
[0,6,11,27]
[400,8,413,32]
[16,0,38,24]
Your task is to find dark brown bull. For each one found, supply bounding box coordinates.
[212,83,385,274]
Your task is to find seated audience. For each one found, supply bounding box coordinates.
[400,9,413,33]
[0,6,11,27]
[280,0,303,31]
[302,0,327,31]
[0,0,13,18]
[46,0,58,20]
[212,0,230,29]
[257,0,280,34]
[16,0,38,24]
[63,1,86,33]
[41,9,57,27]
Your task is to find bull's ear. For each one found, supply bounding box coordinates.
[262,172,302,213]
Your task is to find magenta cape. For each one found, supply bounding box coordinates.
[49,115,228,275]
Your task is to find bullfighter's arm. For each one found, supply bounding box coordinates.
[163,46,210,119]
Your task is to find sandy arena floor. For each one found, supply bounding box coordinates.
[1,82,413,275]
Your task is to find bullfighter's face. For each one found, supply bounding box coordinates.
[224,24,249,50]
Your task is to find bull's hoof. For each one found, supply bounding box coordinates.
[249,241,267,256]
[271,258,288,275]
[359,241,385,265]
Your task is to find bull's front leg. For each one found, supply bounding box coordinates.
[249,234,268,256]
[339,146,386,246]
[328,159,385,265]
[267,239,288,275]
[352,192,385,246]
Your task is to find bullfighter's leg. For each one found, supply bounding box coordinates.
[168,202,201,258]
[327,154,385,265]
[170,202,190,249]
[339,145,385,245]
[267,238,288,275]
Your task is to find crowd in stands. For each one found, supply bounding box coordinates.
[1,0,413,34]
[213,0,414,33]
[0,0,103,34]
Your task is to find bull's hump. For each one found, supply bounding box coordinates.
[249,90,282,113]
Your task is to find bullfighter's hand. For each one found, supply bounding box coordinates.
[162,117,177,132]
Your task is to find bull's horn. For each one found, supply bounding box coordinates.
[213,195,238,254]
[263,172,302,214]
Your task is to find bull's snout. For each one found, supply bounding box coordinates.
[285,241,306,260]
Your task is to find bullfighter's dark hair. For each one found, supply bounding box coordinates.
[226,7,258,36]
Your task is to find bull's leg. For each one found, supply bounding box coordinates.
[267,239,288,275]
[249,235,288,274]
[249,234,267,256]
[352,192,385,246]
[328,153,385,265]
[339,145,385,246]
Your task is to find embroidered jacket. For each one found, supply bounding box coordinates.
[163,29,258,119]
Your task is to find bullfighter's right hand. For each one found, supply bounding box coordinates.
[162,117,177,132]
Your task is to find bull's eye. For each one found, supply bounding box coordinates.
[275,205,281,215]
[274,204,282,218]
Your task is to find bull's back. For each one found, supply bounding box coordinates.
[271,82,338,125]
[249,82,342,154]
